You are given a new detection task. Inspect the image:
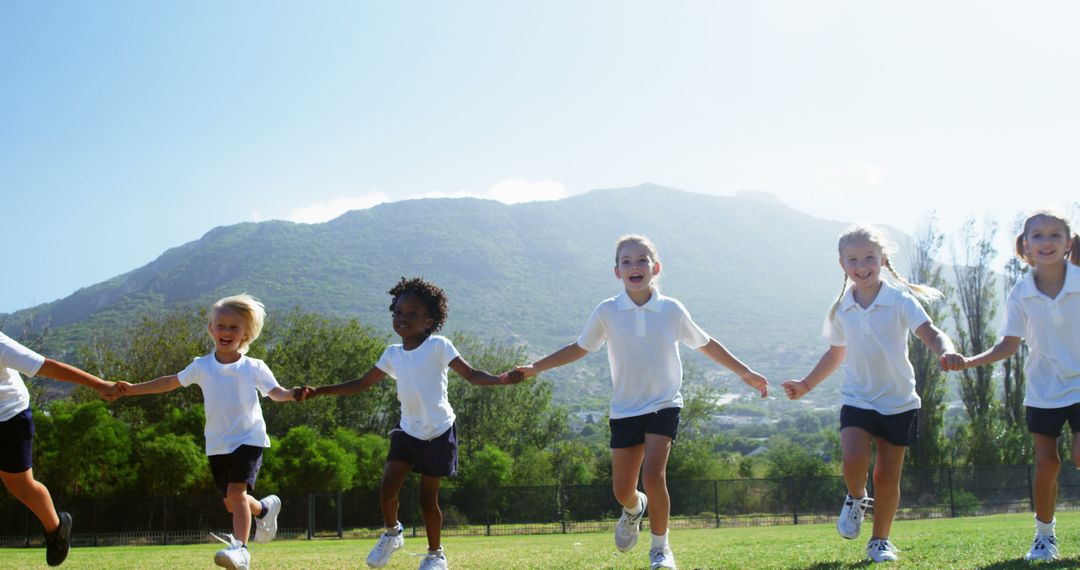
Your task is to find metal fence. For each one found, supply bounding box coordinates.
[4,464,1080,547]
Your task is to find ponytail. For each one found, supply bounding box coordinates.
[1015,232,1032,266]
[827,274,849,320]
[1071,234,1080,266]
[884,259,943,304]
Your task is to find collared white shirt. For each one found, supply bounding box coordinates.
[824,281,930,415]
[177,353,281,455]
[376,335,459,440]
[0,332,45,422]
[1000,262,1080,408]
[577,290,711,419]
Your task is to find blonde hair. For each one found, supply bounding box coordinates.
[828,224,943,319]
[1014,209,1080,267]
[614,234,661,286]
[211,294,266,354]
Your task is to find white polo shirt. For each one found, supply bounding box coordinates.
[824,282,930,415]
[177,353,281,456]
[0,332,46,422]
[577,290,711,419]
[999,262,1080,408]
[375,335,459,441]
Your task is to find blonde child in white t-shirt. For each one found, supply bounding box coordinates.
[515,234,768,570]
[116,294,304,570]
[948,209,1080,561]
[0,332,117,567]
[782,224,962,564]
[299,277,521,570]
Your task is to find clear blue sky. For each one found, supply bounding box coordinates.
[3,1,1079,312]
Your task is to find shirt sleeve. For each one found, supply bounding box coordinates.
[254,360,282,397]
[176,357,202,387]
[0,333,45,377]
[822,311,846,346]
[576,303,607,352]
[374,346,395,378]
[999,287,1027,339]
[675,302,710,349]
[901,293,932,333]
[440,337,461,367]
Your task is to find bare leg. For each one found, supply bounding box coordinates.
[611,444,646,508]
[640,434,673,536]
[0,469,60,533]
[223,483,254,544]
[419,474,443,551]
[380,460,413,529]
[840,427,873,497]
[869,437,906,539]
[1033,434,1061,523]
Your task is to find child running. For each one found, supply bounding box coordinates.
[115,294,302,570]
[0,331,118,566]
[945,209,1080,561]
[515,234,768,570]
[782,223,962,563]
[298,277,521,570]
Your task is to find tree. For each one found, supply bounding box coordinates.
[330,428,388,491]
[510,446,557,486]
[270,425,357,493]
[33,400,135,496]
[459,444,513,489]
[134,432,210,496]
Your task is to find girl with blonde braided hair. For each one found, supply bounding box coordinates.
[783,223,963,563]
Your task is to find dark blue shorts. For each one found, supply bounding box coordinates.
[0,408,34,474]
[208,445,264,497]
[840,405,919,447]
[609,407,681,449]
[1026,404,1080,437]
[386,424,458,477]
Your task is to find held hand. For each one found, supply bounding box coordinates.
[781,380,810,401]
[514,365,539,378]
[96,381,119,401]
[103,381,132,401]
[741,370,768,398]
[939,352,967,371]
[499,370,526,385]
[294,386,317,401]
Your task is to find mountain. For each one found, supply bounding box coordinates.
[5,184,879,404]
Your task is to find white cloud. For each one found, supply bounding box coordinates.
[285,193,391,224]
[485,178,569,204]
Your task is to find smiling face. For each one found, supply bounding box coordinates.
[839,237,886,291]
[209,306,249,361]
[391,292,435,342]
[614,241,661,295]
[1023,214,1071,267]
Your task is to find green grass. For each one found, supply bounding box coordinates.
[2,512,1080,569]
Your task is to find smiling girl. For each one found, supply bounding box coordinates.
[116,294,303,570]
[782,224,962,564]
[516,234,768,570]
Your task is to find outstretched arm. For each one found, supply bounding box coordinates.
[952,336,1022,371]
[782,345,846,400]
[308,366,387,398]
[37,359,115,399]
[515,343,589,378]
[913,322,964,370]
[118,375,182,396]
[697,339,768,398]
[267,386,307,402]
[450,357,522,386]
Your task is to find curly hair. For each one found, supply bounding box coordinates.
[388,277,449,333]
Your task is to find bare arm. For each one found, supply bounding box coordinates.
[913,321,965,370]
[957,336,1022,370]
[697,339,768,398]
[37,359,114,397]
[515,343,589,378]
[450,357,521,386]
[310,367,387,398]
[267,386,306,402]
[120,375,182,396]
[782,345,846,400]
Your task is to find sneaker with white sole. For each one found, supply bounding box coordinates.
[211,533,250,570]
[615,491,648,552]
[649,544,677,569]
[866,538,899,563]
[417,551,449,570]
[45,511,72,567]
[366,522,405,568]
[1025,533,1059,561]
[254,494,281,543]
[837,493,873,539]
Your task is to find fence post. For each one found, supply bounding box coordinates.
[559,485,566,534]
[92,497,99,547]
[947,468,957,518]
[790,478,799,525]
[337,491,344,539]
[307,493,315,540]
[714,480,720,529]
[163,497,169,546]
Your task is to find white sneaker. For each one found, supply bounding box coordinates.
[418,551,449,570]
[615,491,648,552]
[211,533,251,570]
[1025,533,1059,561]
[837,493,873,539]
[649,544,677,569]
[254,494,281,543]
[366,523,405,568]
[866,538,899,563]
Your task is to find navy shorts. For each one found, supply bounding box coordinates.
[208,445,264,497]
[386,424,458,477]
[609,407,681,449]
[0,408,34,474]
[840,405,919,447]
[1026,404,1080,437]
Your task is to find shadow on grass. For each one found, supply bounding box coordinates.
[789,561,872,570]
[976,558,1078,569]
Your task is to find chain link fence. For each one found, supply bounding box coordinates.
[4,464,1080,547]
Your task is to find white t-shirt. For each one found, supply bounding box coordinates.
[375,335,460,441]
[824,282,931,415]
[576,290,711,419]
[999,262,1080,408]
[0,332,46,422]
[177,353,281,456]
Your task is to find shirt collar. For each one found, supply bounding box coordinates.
[616,290,663,312]
[840,281,898,312]
[1019,261,1080,299]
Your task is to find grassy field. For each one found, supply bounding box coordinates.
[2,512,1080,569]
